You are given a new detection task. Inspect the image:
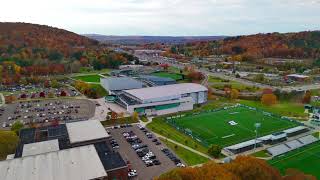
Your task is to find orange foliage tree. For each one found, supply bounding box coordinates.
[261,93,277,106]
[157,156,315,180]
[302,90,311,104]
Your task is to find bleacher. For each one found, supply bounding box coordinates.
[298,135,318,144]
[285,140,303,149]
[267,135,318,157]
[267,144,291,156]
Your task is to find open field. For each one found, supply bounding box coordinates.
[73,74,103,83]
[160,137,209,166]
[239,100,308,118]
[209,76,260,92]
[168,105,298,147]
[147,117,209,154]
[269,141,320,178]
[151,72,183,80]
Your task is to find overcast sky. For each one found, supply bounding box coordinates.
[0,0,319,36]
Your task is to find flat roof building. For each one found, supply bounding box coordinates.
[139,75,176,86]
[66,120,110,146]
[5,120,128,180]
[0,145,108,180]
[22,139,59,157]
[116,83,208,116]
[101,77,144,95]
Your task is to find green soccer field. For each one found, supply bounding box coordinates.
[169,106,298,147]
[73,74,103,82]
[269,141,320,178]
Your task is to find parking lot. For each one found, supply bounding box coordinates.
[108,124,184,180]
[0,99,96,127]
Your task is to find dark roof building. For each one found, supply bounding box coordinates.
[101,77,144,95]
[3,120,128,180]
[139,75,176,86]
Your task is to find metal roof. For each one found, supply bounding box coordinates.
[66,120,109,144]
[283,126,308,134]
[0,145,107,180]
[226,139,262,150]
[139,75,175,82]
[22,139,60,157]
[123,83,207,103]
[101,77,144,91]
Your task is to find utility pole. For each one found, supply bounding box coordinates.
[253,122,261,152]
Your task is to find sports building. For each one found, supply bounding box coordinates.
[101,77,144,95]
[115,83,208,116]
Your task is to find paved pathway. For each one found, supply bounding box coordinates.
[0,93,5,106]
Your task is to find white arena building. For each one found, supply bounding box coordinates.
[115,83,208,116]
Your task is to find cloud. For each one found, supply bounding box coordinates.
[0,0,319,35]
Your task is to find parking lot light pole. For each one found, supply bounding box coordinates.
[253,123,261,152]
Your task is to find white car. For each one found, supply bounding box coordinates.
[177,163,185,167]
[128,172,137,177]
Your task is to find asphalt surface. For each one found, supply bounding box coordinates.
[108,125,181,180]
[0,99,96,128]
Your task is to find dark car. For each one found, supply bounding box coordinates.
[153,160,161,165]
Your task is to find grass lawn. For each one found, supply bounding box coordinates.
[147,117,209,155]
[269,141,320,178]
[140,116,149,122]
[73,74,103,83]
[101,116,138,126]
[160,137,210,166]
[169,105,298,147]
[89,84,108,97]
[251,150,271,158]
[151,72,183,80]
[239,100,308,118]
[72,74,101,83]
[208,76,260,92]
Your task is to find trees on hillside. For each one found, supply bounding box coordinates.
[157,156,315,180]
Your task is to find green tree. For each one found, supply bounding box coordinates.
[0,130,19,160]
[51,79,59,88]
[11,121,24,135]
[208,144,222,158]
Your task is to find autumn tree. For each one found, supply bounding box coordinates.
[5,95,17,104]
[230,89,239,100]
[208,144,222,158]
[302,90,311,104]
[157,156,291,180]
[261,93,278,106]
[132,112,139,122]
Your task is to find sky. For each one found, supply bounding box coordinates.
[0,0,320,36]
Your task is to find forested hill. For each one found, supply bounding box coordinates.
[220,31,320,59]
[0,22,99,64]
[0,23,137,79]
[169,31,320,59]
